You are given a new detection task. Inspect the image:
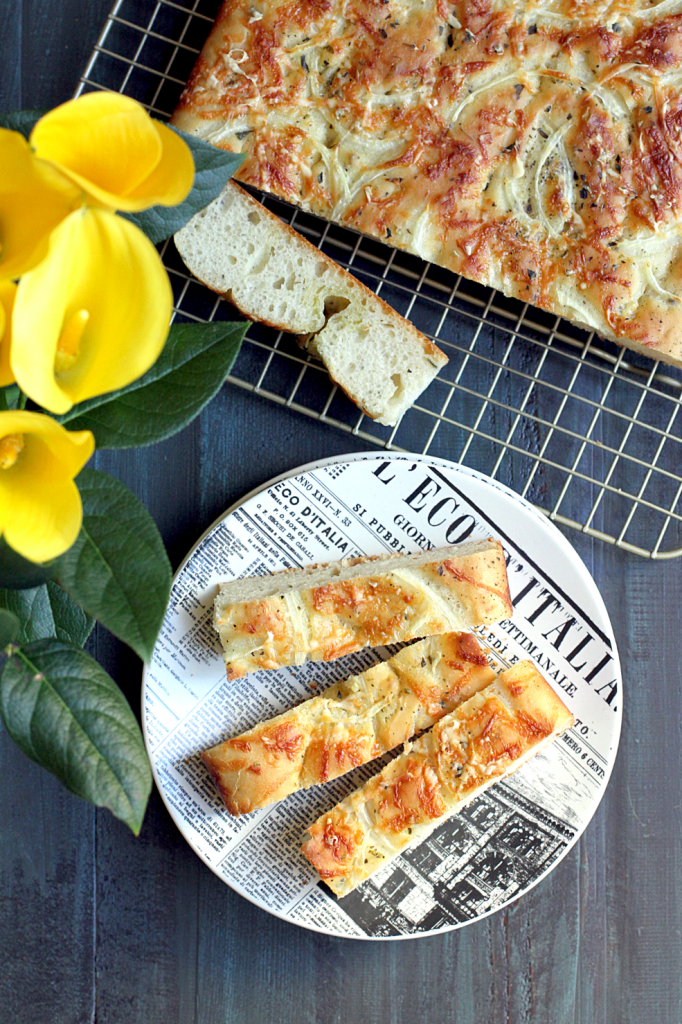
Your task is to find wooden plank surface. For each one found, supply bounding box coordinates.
[2,4,682,1022]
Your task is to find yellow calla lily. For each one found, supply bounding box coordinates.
[0,410,94,563]
[0,281,17,386]
[31,92,194,212]
[11,207,172,414]
[0,128,79,279]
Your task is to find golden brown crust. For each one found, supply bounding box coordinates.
[213,541,513,678]
[301,659,574,895]
[173,0,682,369]
[202,631,495,815]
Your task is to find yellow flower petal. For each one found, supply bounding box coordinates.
[0,410,94,563]
[120,121,195,209]
[0,280,17,386]
[31,93,160,205]
[31,93,194,212]
[0,128,79,279]
[11,208,172,414]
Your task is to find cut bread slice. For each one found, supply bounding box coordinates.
[213,538,512,679]
[301,660,575,897]
[202,631,496,816]
[174,181,447,425]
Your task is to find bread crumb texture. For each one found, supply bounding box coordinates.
[175,182,447,424]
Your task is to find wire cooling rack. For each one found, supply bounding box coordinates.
[77,0,682,558]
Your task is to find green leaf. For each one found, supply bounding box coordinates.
[123,126,244,244]
[59,320,247,449]
[0,609,19,648]
[0,639,151,833]
[54,469,171,662]
[0,538,56,590]
[0,108,47,139]
[0,581,93,646]
[0,385,21,412]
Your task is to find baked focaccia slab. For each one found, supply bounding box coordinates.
[301,660,574,896]
[213,538,512,678]
[173,0,682,369]
[202,631,495,815]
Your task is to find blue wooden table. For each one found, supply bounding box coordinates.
[2,3,682,1022]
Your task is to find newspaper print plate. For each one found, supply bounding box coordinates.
[142,453,621,940]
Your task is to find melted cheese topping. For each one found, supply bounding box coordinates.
[213,546,512,678]
[301,660,574,894]
[173,0,682,364]
[201,630,496,815]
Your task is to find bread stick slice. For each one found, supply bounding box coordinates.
[174,182,447,426]
[202,631,496,816]
[214,538,512,679]
[301,661,574,897]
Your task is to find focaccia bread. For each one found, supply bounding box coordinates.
[213,538,512,678]
[202,631,495,815]
[301,660,574,896]
[175,182,447,426]
[173,0,682,370]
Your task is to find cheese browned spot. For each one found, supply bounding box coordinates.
[377,758,448,833]
[261,720,305,759]
[305,809,366,880]
[458,631,491,666]
[173,0,682,369]
[201,630,495,815]
[301,660,575,896]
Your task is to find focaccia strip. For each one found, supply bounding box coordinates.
[300,661,575,897]
[213,538,512,679]
[202,631,495,815]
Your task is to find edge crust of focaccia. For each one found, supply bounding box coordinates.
[213,538,512,678]
[172,0,682,370]
[202,631,495,815]
[301,659,575,896]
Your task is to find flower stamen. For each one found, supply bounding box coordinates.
[55,308,89,374]
[0,433,25,469]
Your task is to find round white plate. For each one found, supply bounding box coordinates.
[142,452,621,940]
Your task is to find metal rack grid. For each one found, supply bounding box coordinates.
[77,0,682,558]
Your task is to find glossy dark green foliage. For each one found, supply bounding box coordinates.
[0,639,151,833]
[59,321,247,448]
[55,470,172,662]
